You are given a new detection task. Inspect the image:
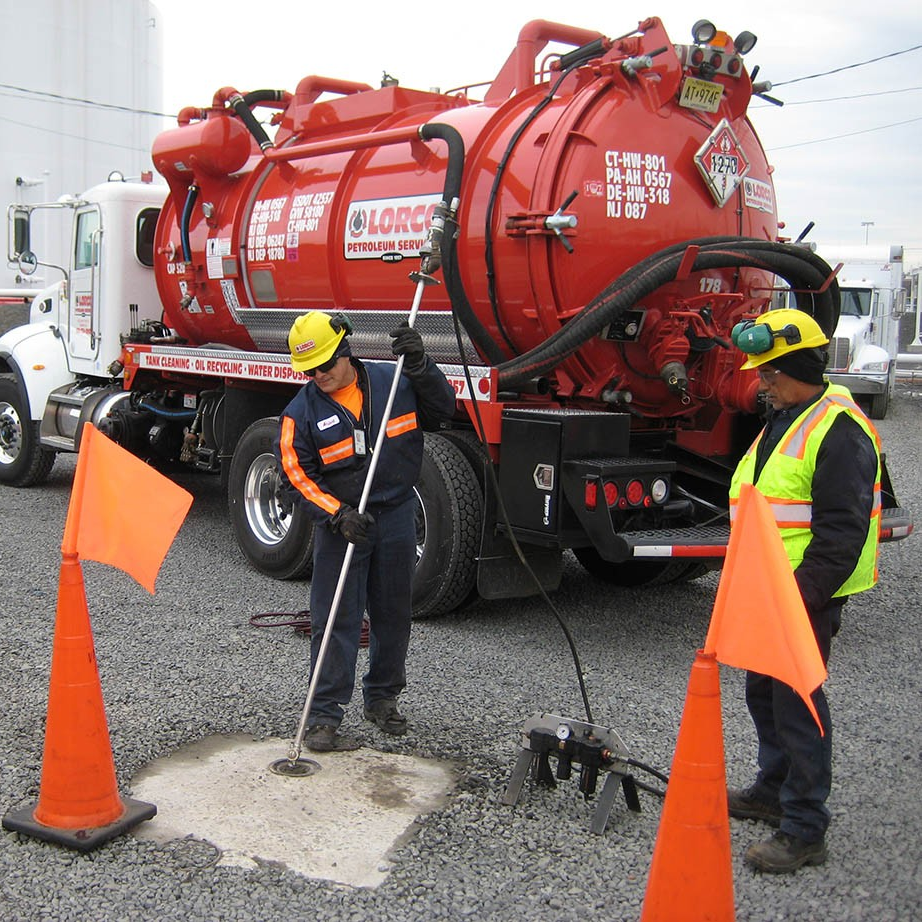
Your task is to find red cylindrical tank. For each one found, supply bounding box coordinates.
[152,18,779,419]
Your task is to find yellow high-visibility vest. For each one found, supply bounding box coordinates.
[729,384,881,597]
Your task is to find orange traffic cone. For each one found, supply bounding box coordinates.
[640,650,734,921]
[2,554,155,851]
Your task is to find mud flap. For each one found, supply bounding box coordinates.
[476,532,563,600]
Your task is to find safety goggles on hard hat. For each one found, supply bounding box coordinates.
[304,350,347,377]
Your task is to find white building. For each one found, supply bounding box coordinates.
[0,0,165,291]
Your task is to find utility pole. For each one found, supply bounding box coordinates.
[861,221,875,244]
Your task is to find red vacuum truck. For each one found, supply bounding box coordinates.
[0,17,912,615]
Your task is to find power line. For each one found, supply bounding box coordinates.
[0,81,173,119]
[754,86,922,108]
[0,114,156,155]
[773,43,922,87]
[767,115,922,151]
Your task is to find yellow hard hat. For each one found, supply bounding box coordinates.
[732,308,829,370]
[288,311,347,372]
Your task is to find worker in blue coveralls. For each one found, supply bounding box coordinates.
[727,308,881,873]
[276,310,456,752]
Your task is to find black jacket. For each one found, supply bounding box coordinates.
[276,356,456,523]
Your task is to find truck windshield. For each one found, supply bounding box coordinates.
[839,288,871,317]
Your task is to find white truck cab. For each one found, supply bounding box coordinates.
[816,244,904,419]
[1,177,166,478]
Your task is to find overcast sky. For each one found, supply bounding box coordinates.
[152,0,922,264]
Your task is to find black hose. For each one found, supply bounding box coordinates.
[496,238,840,390]
[420,123,506,365]
[442,224,506,365]
[228,91,274,151]
[180,183,198,263]
[483,66,578,355]
[419,123,464,203]
[242,89,288,107]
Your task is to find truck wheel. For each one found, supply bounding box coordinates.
[573,546,700,586]
[412,433,483,618]
[868,373,892,420]
[228,417,314,580]
[0,376,56,486]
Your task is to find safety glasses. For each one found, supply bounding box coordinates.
[305,353,345,377]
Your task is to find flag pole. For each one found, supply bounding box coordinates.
[61,423,95,557]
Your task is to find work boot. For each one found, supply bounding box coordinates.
[728,787,783,827]
[305,725,361,753]
[745,831,827,873]
[364,699,408,736]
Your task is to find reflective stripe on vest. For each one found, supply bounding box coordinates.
[778,390,881,460]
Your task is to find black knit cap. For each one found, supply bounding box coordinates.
[768,346,827,385]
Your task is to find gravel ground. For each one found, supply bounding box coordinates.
[1,386,919,921]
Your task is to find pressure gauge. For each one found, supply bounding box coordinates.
[556,722,572,741]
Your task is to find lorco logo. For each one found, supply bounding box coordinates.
[294,339,315,354]
[343,193,442,261]
[348,209,368,238]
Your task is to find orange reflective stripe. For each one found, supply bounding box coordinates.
[279,416,340,515]
[319,436,354,465]
[386,412,417,438]
[779,401,828,459]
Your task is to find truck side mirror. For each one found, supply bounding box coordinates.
[18,250,38,276]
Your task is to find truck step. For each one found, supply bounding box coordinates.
[620,524,729,559]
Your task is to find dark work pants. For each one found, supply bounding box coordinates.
[745,599,843,843]
[307,498,416,726]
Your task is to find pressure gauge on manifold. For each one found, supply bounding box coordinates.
[556,722,572,741]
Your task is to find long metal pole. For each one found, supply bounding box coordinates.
[286,279,427,763]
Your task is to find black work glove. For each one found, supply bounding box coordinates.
[390,322,427,377]
[330,505,375,544]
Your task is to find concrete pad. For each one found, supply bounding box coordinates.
[130,734,456,888]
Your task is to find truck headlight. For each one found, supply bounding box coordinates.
[859,360,889,373]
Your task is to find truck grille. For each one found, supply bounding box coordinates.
[827,336,851,371]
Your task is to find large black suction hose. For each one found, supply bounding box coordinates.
[418,123,507,366]
[497,238,840,390]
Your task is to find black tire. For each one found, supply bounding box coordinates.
[868,374,892,420]
[573,546,702,587]
[228,417,314,580]
[442,428,491,488]
[0,376,56,486]
[412,433,483,618]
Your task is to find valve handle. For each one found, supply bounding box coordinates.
[545,190,579,254]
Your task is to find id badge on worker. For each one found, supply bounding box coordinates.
[353,429,367,456]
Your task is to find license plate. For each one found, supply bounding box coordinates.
[679,77,724,113]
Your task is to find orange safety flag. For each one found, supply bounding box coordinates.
[704,482,827,733]
[62,423,193,593]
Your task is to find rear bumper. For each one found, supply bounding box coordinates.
[614,506,912,559]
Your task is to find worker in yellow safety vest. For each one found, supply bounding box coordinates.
[726,308,882,874]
